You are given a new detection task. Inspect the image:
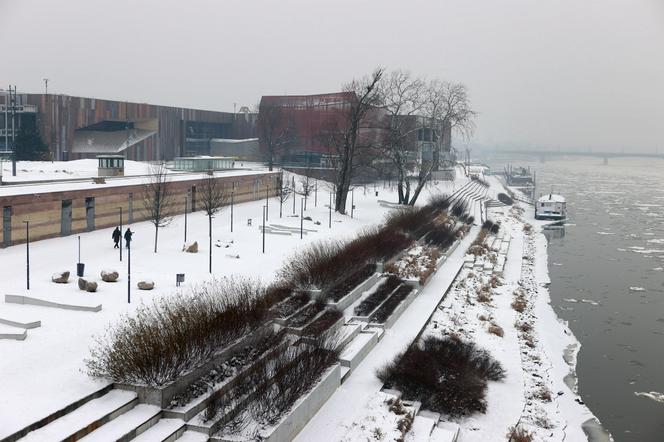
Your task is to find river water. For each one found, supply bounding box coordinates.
[487,156,664,441]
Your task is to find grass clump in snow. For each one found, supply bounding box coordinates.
[506,426,534,442]
[511,289,528,313]
[488,324,504,337]
[86,277,283,386]
[377,336,505,417]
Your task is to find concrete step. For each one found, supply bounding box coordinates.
[429,422,460,442]
[410,415,436,441]
[177,431,209,442]
[339,331,379,371]
[79,404,161,441]
[133,418,184,442]
[19,389,137,442]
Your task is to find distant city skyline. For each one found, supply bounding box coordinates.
[1,0,662,154]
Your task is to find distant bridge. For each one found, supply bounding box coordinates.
[489,149,664,164]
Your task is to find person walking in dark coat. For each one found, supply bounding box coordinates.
[124,228,133,249]
[112,227,121,248]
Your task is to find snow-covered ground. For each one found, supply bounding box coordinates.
[0,169,609,441]
[0,170,457,439]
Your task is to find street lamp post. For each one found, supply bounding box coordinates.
[329,192,332,229]
[127,239,131,304]
[230,188,234,233]
[351,189,355,219]
[24,221,29,290]
[300,198,304,239]
[117,207,123,262]
[183,197,188,243]
[262,205,266,254]
[265,183,269,221]
[292,176,296,215]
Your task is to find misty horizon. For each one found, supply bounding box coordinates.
[1,0,662,154]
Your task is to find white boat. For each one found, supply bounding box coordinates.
[535,193,567,221]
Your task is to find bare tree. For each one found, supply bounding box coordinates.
[408,80,476,206]
[377,70,427,204]
[324,68,384,214]
[257,103,295,171]
[142,164,174,253]
[200,174,229,273]
[298,175,316,210]
[276,173,292,218]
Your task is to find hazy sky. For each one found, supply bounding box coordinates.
[1,0,662,152]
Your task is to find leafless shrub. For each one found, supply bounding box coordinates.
[506,426,534,442]
[511,299,527,313]
[377,336,505,417]
[279,227,411,291]
[209,336,340,428]
[534,387,552,402]
[86,277,273,386]
[488,324,504,337]
[516,322,532,333]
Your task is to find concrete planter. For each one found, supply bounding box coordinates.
[212,365,341,442]
[327,272,382,312]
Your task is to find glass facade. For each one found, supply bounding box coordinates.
[173,157,235,171]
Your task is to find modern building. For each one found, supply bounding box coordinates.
[258,92,454,177]
[258,92,361,168]
[0,92,257,161]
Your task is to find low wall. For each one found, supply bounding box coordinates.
[0,171,281,247]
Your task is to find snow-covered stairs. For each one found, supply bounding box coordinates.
[78,403,161,441]
[131,417,186,442]
[15,386,192,442]
[18,389,138,441]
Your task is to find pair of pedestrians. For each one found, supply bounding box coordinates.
[112,227,133,249]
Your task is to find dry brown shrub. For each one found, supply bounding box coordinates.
[489,276,502,288]
[488,324,504,337]
[534,387,552,402]
[516,322,532,333]
[506,426,534,442]
[511,299,527,312]
[478,292,492,303]
[478,314,488,322]
[523,333,536,348]
[523,224,532,233]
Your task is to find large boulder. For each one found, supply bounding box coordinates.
[101,269,119,282]
[137,280,155,290]
[183,241,198,253]
[51,271,70,284]
[78,278,98,292]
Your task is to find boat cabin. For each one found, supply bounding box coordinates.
[535,193,567,221]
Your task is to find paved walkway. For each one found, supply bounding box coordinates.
[294,225,480,442]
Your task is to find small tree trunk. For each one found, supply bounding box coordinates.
[209,215,212,273]
[154,225,159,253]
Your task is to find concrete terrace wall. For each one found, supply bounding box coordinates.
[0,171,281,246]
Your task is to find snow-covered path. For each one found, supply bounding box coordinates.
[293,224,480,442]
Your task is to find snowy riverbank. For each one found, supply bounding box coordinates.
[296,176,612,441]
